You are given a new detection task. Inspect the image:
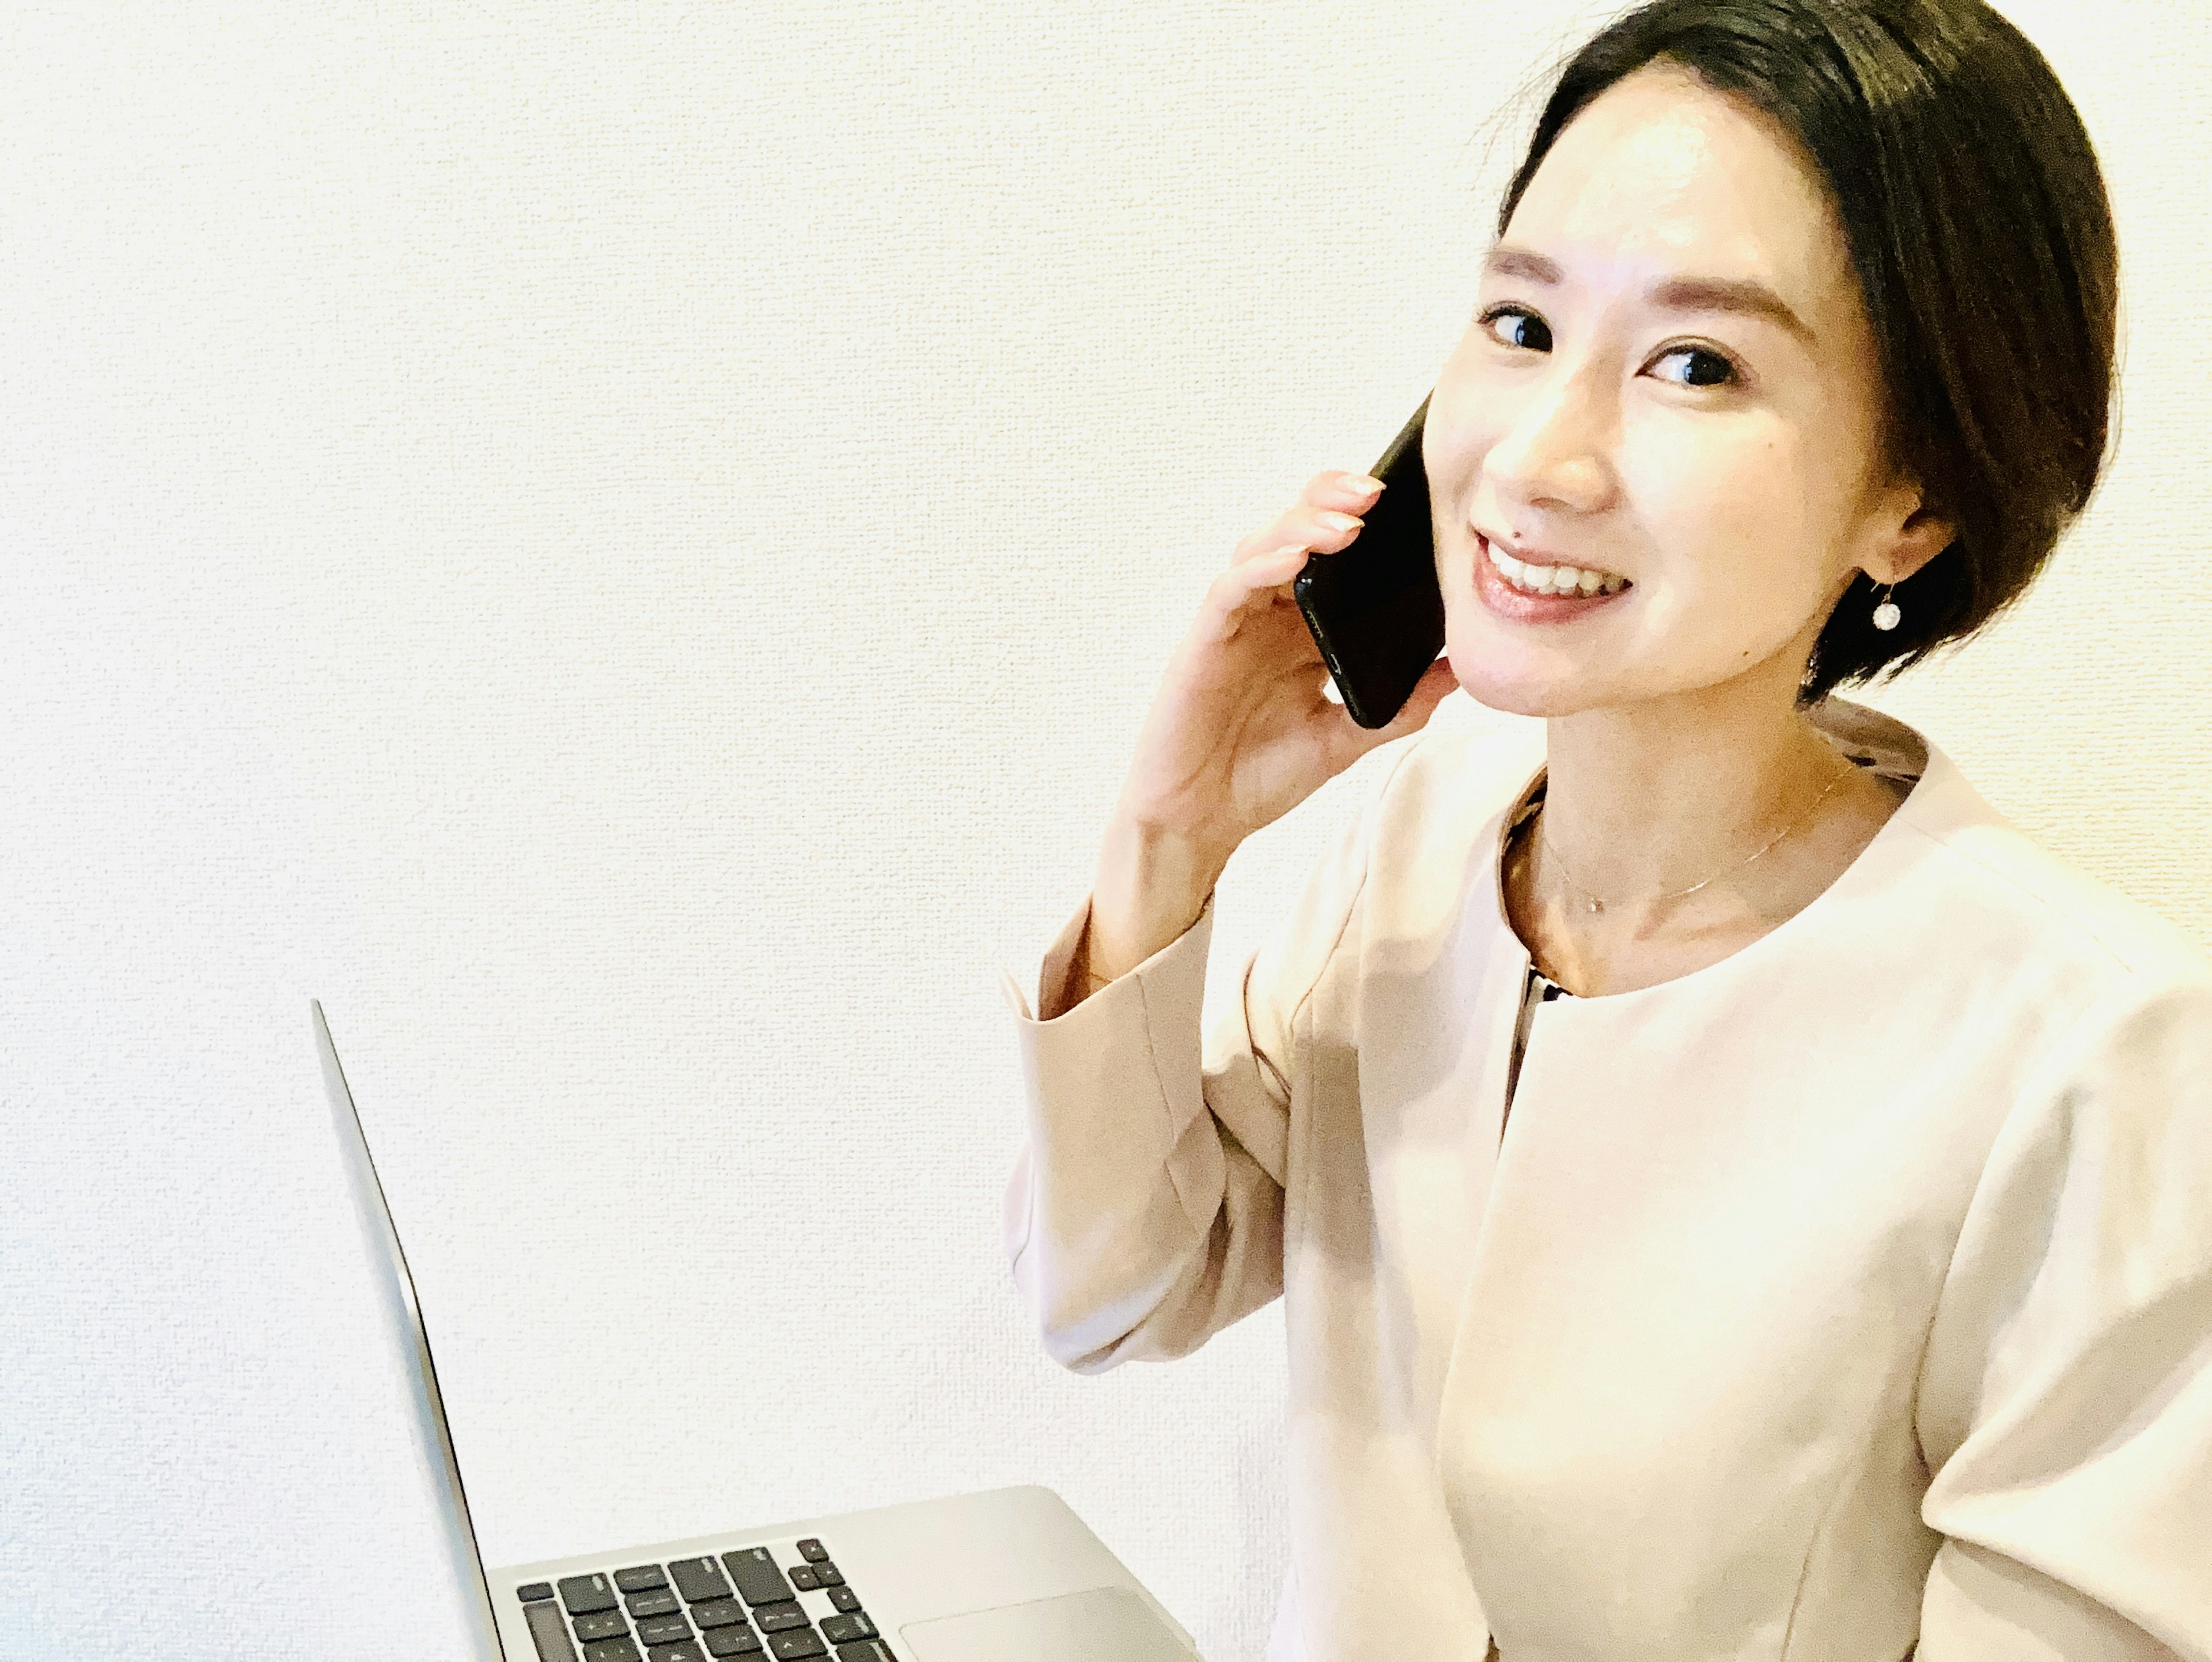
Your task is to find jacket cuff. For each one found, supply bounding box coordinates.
[997,890,1217,1028]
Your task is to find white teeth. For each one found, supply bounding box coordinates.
[1484,536,1627,599]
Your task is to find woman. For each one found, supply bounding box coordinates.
[1001,1,2212,1657]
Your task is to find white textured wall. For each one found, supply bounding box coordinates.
[3,3,2207,1658]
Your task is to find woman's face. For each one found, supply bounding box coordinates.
[1423,60,1937,718]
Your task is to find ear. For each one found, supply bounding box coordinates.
[1858,478,1955,588]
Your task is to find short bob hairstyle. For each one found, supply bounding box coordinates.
[1497,0,2119,706]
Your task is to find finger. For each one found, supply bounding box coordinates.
[1231,518,1312,567]
[1209,541,1314,622]
[1230,524,1309,567]
[1230,471,1382,566]
[1235,508,1366,570]
[1304,469,1385,513]
[1316,653,1458,766]
[1374,654,1460,739]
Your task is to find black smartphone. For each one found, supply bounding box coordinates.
[1292,393,1444,730]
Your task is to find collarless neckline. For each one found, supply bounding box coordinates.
[1486,698,1936,1006]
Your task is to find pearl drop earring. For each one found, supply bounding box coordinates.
[1872,584,1901,632]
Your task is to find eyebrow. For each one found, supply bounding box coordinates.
[1481,243,1816,347]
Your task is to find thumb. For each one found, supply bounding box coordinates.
[1321,654,1459,774]
[1368,654,1460,745]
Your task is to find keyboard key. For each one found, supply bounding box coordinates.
[638,1614,695,1645]
[628,1590,681,1619]
[671,1558,734,1604]
[688,1599,749,1630]
[794,1538,830,1564]
[704,1630,765,1659]
[525,1602,580,1662]
[583,1638,642,1662]
[819,1615,876,1644]
[649,1645,707,1662]
[519,1583,556,1603]
[811,1566,844,1589]
[753,1604,811,1634]
[834,1644,893,1662]
[787,1567,820,1592]
[618,1566,671,1593]
[721,1547,797,1607]
[825,1588,861,1614]
[767,1632,827,1661]
[575,1611,631,1643]
[562,1575,622,1616]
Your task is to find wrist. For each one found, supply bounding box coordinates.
[1088,814,1234,983]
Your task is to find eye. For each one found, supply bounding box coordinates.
[1477,302,1551,353]
[1650,343,1739,389]
[1478,301,1734,389]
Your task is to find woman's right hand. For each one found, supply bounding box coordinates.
[1078,469,1460,990]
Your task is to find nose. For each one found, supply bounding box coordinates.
[1480,352,1614,518]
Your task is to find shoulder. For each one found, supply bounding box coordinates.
[1300,713,1546,948]
[1804,698,2212,1006]
[1229,714,1540,1042]
[1888,739,2212,998]
[1359,712,1547,858]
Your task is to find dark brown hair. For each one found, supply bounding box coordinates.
[1497,0,2119,705]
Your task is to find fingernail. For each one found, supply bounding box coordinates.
[1317,510,1362,532]
[1344,475,1384,495]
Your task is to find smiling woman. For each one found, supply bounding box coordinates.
[1001,2,2211,1660]
[1455,7,2115,716]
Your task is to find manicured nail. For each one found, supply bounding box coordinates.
[1317,510,1362,532]
[1344,474,1384,495]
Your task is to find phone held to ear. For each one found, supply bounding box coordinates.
[1292,393,1445,730]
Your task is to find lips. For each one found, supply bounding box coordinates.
[1472,532,1631,618]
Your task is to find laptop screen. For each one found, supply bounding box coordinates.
[314,1000,507,1661]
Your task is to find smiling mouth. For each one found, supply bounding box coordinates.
[1483,534,1630,597]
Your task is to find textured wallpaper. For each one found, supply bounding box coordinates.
[3,2,2207,1657]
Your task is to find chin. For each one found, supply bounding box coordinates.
[1443,636,1600,720]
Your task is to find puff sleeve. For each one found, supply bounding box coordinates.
[1914,974,2212,1659]
[997,745,1411,1375]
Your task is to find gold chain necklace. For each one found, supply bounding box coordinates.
[1537,759,1855,915]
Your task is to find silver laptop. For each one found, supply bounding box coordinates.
[312,1001,1203,1662]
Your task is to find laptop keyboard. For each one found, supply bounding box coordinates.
[513,1536,895,1662]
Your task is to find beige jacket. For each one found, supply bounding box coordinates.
[1000,698,2212,1662]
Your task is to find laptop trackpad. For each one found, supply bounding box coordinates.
[900,1586,1195,1661]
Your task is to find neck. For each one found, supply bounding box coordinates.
[1536,675,1850,915]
